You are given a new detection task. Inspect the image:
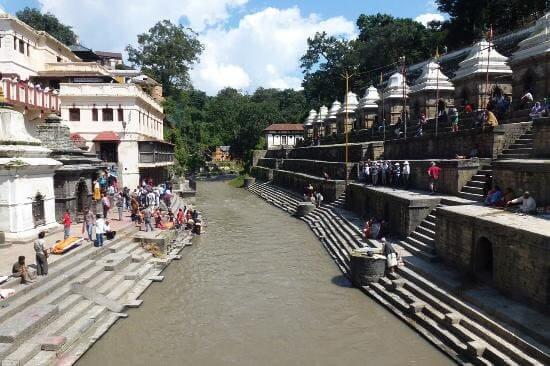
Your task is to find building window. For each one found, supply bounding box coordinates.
[69,108,80,121]
[117,108,124,122]
[102,108,113,121]
[27,43,30,56]
[13,36,17,50]
[92,108,98,121]
[19,39,24,54]
[281,136,287,145]
[56,56,62,62]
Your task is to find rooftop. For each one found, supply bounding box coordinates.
[264,123,304,132]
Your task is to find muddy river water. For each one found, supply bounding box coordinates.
[77,181,452,366]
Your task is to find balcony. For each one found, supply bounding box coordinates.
[1,78,60,113]
[138,141,174,167]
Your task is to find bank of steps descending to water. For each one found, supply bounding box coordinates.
[247,181,550,366]
[0,196,192,366]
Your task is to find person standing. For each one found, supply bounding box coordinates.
[93,180,101,201]
[402,161,410,188]
[371,162,379,186]
[116,192,124,221]
[314,191,324,208]
[142,206,154,232]
[101,194,110,219]
[427,161,442,194]
[62,209,72,239]
[34,231,48,276]
[382,238,398,274]
[82,208,95,241]
[95,214,106,247]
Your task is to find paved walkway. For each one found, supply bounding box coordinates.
[0,208,135,276]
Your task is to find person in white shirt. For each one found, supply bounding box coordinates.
[95,214,106,247]
[507,191,537,214]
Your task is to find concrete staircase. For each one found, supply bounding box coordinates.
[498,129,534,159]
[398,208,439,262]
[247,181,549,366]
[459,167,494,201]
[0,196,191,366]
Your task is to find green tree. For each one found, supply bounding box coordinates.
[436,0,548,48]
[126,20,203,95]
[16,7,77,45]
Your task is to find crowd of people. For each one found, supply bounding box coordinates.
[356,160,412,189]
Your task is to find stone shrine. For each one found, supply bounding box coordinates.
[35,114,104,221]
[313,105,328,139]
[0,98,61,242]
[382,72,410,124]
[510,12,550,104]
[409,61,455,120]
[303,109,316,140]
[452,39,512,109]
[324,100,340,137]
[337,91,358,134]
[356,86,380,130]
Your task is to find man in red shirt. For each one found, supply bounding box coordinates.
[427,161,442,194]
[62,209,72,239]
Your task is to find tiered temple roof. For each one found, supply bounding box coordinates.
[304,109,317,126]
[325,101,341,121]
[337,91,359,115]
[511,12,550,63]
[383,72,410,99]
[410,61,455,94]
[315,105,328,124]
[358,86,381,109]
[452,39,512,80]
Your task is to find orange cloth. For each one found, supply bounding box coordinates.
[52,237,82,254]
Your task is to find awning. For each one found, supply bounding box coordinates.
[70,133,87,148]
[93,131,120,142]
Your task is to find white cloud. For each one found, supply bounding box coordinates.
[37,0,248,52]
[191,7,356,94]
[414,12,445,26]
[34,1,355,95]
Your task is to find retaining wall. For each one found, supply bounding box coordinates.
[272,169,346,202]
[492,160,550,207]
[532,117,550,158]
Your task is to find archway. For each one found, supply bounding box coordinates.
[32,192,45,228]
[473,237,493,279]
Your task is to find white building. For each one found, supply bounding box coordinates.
[60,83,173,189]
[264,124,304,149]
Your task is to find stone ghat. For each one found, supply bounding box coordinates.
[436,204,550,312]
[272,169,346,203]
[0,197,192,366]
[383,122,532,160]
[246,181,550,365]
[288,141,383,162]
[257,158,357,181]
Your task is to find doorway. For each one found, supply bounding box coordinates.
[473,237,493,280]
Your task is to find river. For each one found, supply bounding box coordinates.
[77,180,452,366]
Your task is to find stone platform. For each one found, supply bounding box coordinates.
[133,229,177,253]
[492,159,550,206]
[271,169,346,202]
[345,184,440,236]
[436,204,550,311]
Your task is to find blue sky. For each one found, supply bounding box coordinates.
[0,0,446,94]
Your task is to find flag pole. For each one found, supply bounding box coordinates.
[380,72,386,142]
[483,25,493,110]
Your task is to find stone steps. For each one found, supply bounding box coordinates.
[246,182,549,365]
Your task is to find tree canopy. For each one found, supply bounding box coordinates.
[435,0,548,48]
[16,7,78,46]
[126,20,204,95]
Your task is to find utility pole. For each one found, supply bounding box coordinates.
[400,56,407,140]
[341,70,354,185]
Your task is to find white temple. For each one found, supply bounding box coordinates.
[511,13,550,64]
[358,86,381,109]
[324,100,341,136]
[337,91,359,133]
[452,39,512,81]
[314,105,328,138]
[0,103,61,242]
[383,72,410,99]
[410,61,455,93]
[304,109,317,138]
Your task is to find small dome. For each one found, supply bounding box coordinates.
[453,39,511,80]
[383,72,410,99]
[315,105,328,124]
[358,86,381,109]
[338,91,359,115]
[304,109,317,126]
[410,61,454,94]
[325,100,341,120]
[512,12,550,63]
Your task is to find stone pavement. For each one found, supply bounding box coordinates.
[0,208,135,277]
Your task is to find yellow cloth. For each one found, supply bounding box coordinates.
[52,237,81,254]
[485,111,499,127]
[93,184,101,200]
